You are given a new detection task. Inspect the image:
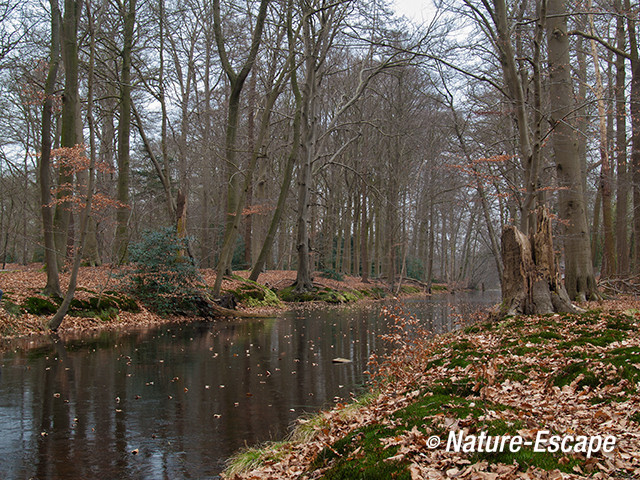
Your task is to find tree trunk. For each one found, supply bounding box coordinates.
[591,186,602,266]
[501,208,574,316]
[48,1,98,331]
[76,91,101,267]
[240,46,293,281]
[490,0,536,234]
[176,190,187,244]
[587,4,616,277]
[626,0,640,273]
[211,0,270,296]
[293,1,321,293]
[615,0,629,275]
[546,0,599,301]
[114,0,136,264]
[360,183,369,283]
[40,0,62,297]
[294,100,315,291]
[248,90,299,281]
[53,0,82,271]
[244,72,256,267]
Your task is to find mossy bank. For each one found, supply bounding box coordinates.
[222,272,426,309]
[223,303,640,479]
[0,264,436,339]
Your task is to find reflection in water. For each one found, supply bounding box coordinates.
[0,291,498,479]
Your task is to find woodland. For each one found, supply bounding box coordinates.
[0,0,639,325]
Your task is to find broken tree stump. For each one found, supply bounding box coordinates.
[500,207,574,317]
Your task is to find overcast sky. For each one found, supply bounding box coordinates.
[392,0,434,23]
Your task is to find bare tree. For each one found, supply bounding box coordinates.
[113,0,136,264]
[53,0,83,271]
[615,0,629,275]
[547,0,598,301]
[211,0,270,297]
[40,0,62,296]
[48,0,99,330]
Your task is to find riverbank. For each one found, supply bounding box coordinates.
[0,264,436,340]
[223,299,640,479]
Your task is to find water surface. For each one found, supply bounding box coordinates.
[0,291,497,479]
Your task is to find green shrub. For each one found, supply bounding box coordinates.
[122,228,207,316]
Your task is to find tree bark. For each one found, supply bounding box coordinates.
[40,0,62,297]
[360,183,369,283]
[294,83,315,291]
[546,0,598,301]
[615,0,629,275]
[625,0,640,273]
[114,0,136,264]
[587,5,616,277]
[293,0,325,292]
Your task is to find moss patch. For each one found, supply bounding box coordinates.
[276,285,363,304]
[102,291,140,312]
[22,296,60,315]
[227,276,282,308]
[559,328,626,349]
[399,285,421,295]
[523,330,563,343]
[17,291,138,321]
[313,390,581,479]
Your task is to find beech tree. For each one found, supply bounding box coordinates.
[469,0,541,235]
[52,0,82,271]
[614,0,629,275]
[211,0,270,297]
[248,0,300,281]
[40,0,62,296]
[626,0,640,272]
[546,0,598,301]
[113,0,136,264]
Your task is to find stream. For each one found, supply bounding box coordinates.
[0,291,498,479]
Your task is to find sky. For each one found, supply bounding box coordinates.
[392,0,434,24]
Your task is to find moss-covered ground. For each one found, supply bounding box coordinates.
[223,305,640,480]
[0,265,437,338]
[223,272,427,308]
[1,288,141,336]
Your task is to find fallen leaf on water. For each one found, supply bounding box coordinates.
[332,357,352,364]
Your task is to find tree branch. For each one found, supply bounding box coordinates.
[568,29,630,59]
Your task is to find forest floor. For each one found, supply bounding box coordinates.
[222,298,640,480]
[0,263,435,340]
